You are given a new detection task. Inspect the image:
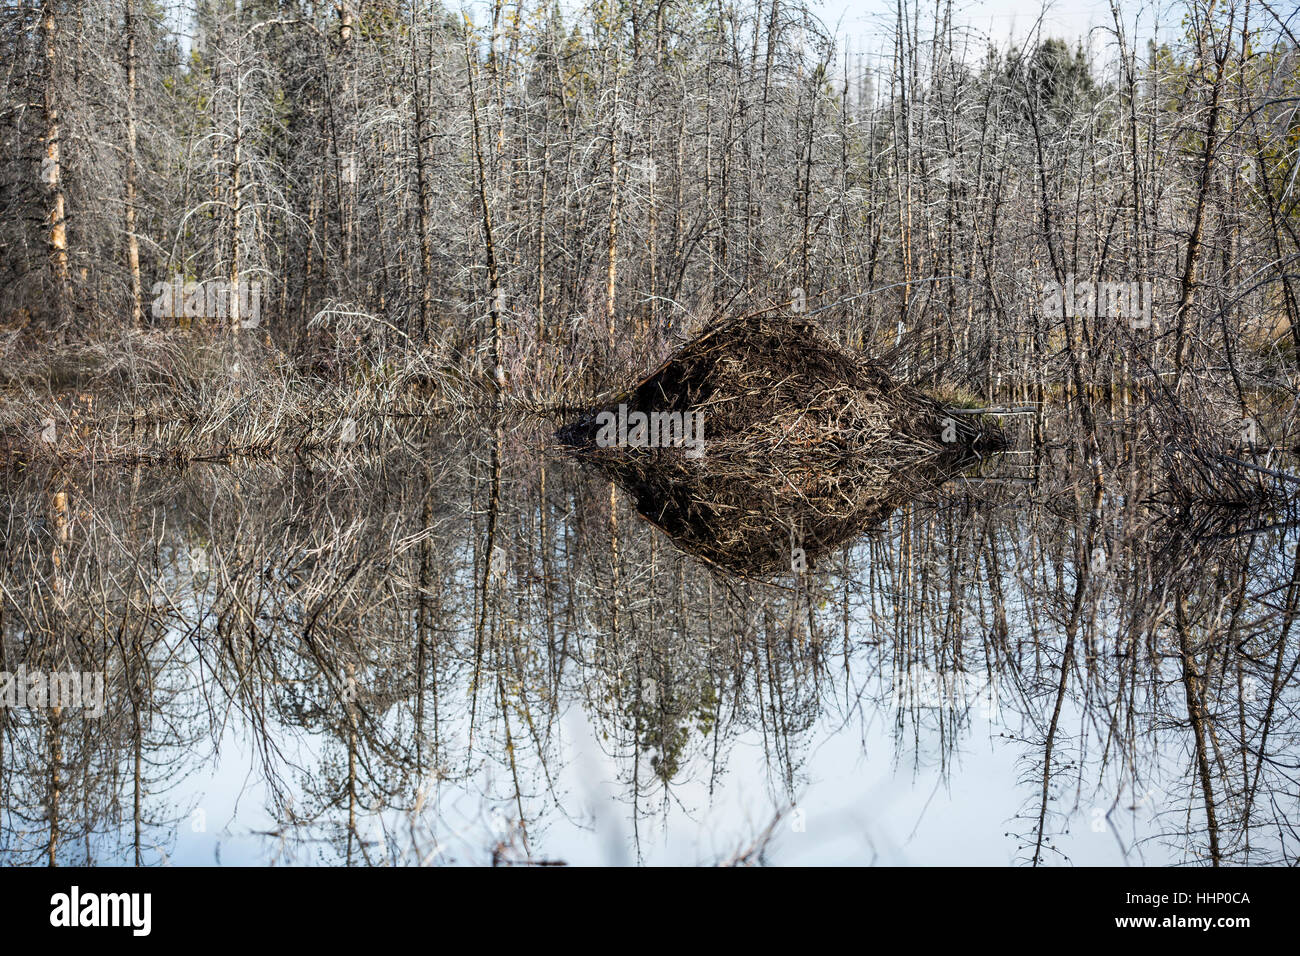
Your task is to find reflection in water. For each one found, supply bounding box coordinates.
[1,409,1298,865]
[565,447,984,577]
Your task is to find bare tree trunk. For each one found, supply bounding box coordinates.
[412,18,434,343]
[465,26,502,391]
[123,0,143,328]
[605,84,621,351]
[1172,27,1230,386]
[41,0,71,327]
[1177,593,1222,865]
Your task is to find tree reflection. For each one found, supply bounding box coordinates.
[1,407,1298,865]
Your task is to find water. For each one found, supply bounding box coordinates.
[1,411,1296,865]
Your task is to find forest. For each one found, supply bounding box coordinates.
[1,0,1299,867]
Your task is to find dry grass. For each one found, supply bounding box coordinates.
[0,328,482,467]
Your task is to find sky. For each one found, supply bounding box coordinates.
[172,1,1186,64]
[806,0,1185,72]
[813,0,1178,45]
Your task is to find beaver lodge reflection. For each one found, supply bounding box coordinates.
[557,311,1006,575]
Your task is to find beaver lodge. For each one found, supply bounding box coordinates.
[557,311,1006,576]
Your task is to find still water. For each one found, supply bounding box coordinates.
[1,410,1296,865]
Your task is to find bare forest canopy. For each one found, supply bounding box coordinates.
[0,0,1296,407]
